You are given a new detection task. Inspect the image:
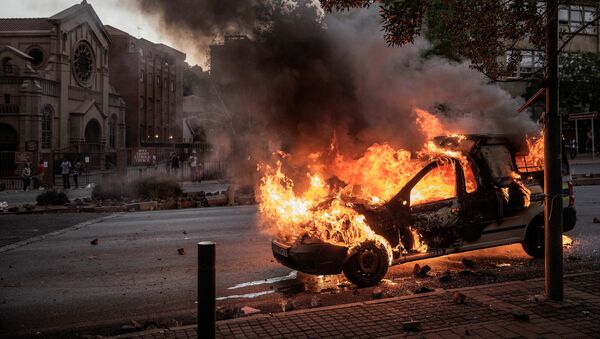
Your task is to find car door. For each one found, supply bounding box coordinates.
[405,158,463,250]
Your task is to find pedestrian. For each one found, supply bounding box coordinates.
[171,153,180,176]
[189,151,198,181]
[21,163,31,191]
[36,160,45,189]
[567,138,577,159]
[61,158,71,189]
[586,128,593,151]
[73,159,82,188]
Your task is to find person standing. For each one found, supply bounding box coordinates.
[61,158,71,189]
[22,163,31,191]
[73,160,82,189]
[170,153,180,177]
[189,151,198,181]
[36,160,45,189]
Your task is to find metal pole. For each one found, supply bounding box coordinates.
[544,0,563,302]
[198,241,216,338]
[575,120,579,157]
[592,118,595,159]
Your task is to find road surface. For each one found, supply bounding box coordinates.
[1,186,599,337]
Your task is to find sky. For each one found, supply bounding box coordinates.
[2,0,204,66]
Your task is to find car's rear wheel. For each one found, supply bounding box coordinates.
[522,218,544,258]
[343,241,389,287]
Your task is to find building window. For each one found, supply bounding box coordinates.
[139,47,144,58]
[170,80,174,92]
[2,57,14,74]
[140,70,144,83]
[149,98,153,111]
[109,115,117,148]
[559,5,597,34]
[129,42,135,53]
[156,75,160,87]
[140,125,145,141]
[4,94,10,104]
[140,96,145,109]
[148,125,153,140]
[506,50,544,79]
[72,41,94,85]
[27,47,45,67]
[41,105,53,149]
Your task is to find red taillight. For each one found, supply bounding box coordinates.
[568,181,574,207]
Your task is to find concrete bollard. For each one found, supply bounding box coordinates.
[198,241,216,338]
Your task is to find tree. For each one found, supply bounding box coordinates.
[320,0,545,79]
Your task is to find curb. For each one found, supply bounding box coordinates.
[107,270,600,339]
[0,213,120,253]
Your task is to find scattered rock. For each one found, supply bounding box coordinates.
[130,319,143,329]
[582,310,591,316]
[495,263,511,268]
[402,321,422,332]
[281,298,294,312]
[166,319,182,328]
[413,264,431,276]
[438,271,452,283]
[240,306,261,316]
[372,287,383,299]
[182,230,188,235]
[511,311,530,322]
[310,296,322,308]
[593,217,600,223]
[462,258,476,269]
[413,263,421,274]
[90,238,98,245]
[216,306,239,320]
[415,286,435,294]
[453,292,466,304]
[177,248,185,255]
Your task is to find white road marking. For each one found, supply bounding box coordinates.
[216,290,275,300]
[227,271,298,290]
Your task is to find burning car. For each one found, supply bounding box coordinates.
[267,134,576,287]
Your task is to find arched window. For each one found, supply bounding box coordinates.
[41,105,53,149]
[109,115,117,148]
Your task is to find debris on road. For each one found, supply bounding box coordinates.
[240,306,261,316]
[372,287,383,299]
[402,321,422,332]
[90,238,98,245]
[511,311,530,321]
[495,263,512,268]
[281,298,294,312]
[413,264,431,276]
[452,292,466,304]
[462,258,476,269]
[216,306,239,320]
[415,286,435,294]
[438,271,452,283]
[593,217,600,223]
[177,248,185,255]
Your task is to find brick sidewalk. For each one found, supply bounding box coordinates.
[112,271,600,339]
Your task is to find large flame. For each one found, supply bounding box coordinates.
[258,108,537,259]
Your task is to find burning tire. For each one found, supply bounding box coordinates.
[522,218,544,258]
[343,241,389,287]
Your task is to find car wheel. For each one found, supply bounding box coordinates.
[343,241,389,287]
[522,218,544,258]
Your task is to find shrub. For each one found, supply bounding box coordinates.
[131,177,182,200]
[92,181,130,201]
[36,190,69,206]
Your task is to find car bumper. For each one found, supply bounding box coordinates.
[563,206,576,232]
[271,239,348,275]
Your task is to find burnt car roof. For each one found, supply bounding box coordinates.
[433,134,528,156]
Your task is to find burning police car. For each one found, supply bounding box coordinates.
[269,135,576,287]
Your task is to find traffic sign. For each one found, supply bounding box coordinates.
[568,112,597,120]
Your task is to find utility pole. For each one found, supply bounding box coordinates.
[544,0,563,302]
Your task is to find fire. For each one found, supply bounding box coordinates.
[562,235,573,247]
[257,108,475,258]
[518,133,544,172]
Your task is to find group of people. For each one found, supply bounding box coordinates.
[163,151,203,181]
[20,160,46,191]
[60,158,83,189]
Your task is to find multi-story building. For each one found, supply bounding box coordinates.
[0,1,126,174]
[105,25,185,148]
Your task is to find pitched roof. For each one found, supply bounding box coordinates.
[0,18,54,32]
[0,45,34,60]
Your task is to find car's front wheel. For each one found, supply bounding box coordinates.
[343,241,389,287]
[522,218,544,258]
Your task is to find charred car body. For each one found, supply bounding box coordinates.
[271,135,576,287]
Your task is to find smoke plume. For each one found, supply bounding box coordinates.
[133,0,537,182]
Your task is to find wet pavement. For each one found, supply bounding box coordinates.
[0,186,599,338]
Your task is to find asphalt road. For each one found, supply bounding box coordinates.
[1,186,599,337]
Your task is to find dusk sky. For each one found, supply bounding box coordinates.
[2,0,205,66]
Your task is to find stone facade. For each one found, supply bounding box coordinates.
[0,1,126,156]
[105,25,185,148]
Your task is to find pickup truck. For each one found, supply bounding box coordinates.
[271,135,576,287]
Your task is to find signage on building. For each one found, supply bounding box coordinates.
[568,112,597,120]
[15,152,33,164]
[25,140,38,151]
[133,148,153,165]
